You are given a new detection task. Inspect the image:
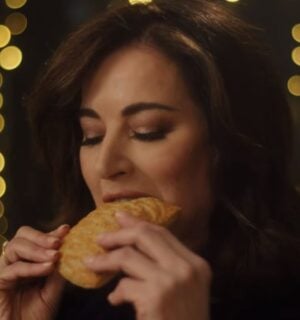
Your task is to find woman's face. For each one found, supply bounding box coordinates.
[80,44,214,249]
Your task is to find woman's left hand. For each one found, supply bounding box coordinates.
[84,211,212,320]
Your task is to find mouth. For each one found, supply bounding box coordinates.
[102,192,152,203]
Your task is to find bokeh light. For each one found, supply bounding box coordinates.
[0,216,8,235]
[0,235,7,251]
[0,93,3,109]
[288,75,300,96]
[0,200,4,218]
[0,177,6,198]
[292,47,300,66]
[0,46,22,70]
[0,25,11,48]
[5,0,27,9]
[225,0,239,3]
[0,114,4,132]
[0,153,5,172]
[0,73,3,88]
[5,12,28,35]
[292,24,300,43]
[129,0,152,4]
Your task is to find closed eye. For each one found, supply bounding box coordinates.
[81,136,103,146]
[81,129,167,146]
[131,130,166,141]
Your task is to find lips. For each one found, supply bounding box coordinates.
[102,191,151,203]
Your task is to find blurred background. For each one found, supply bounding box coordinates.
[0,0,299,241]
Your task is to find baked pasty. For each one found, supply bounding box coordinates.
[58,197,180,288]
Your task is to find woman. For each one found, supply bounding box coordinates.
[0,0,299,319]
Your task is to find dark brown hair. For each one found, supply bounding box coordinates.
[28,0,299,303]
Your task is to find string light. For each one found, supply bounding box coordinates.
[0,45,23,70]
[292,47,300,66]
[289,22,300,96]
[0,235,6,252]
[288,75,300,96]
[0,0,27,243]
[5,0,27,10]
[0,177,6,198]
[0,201,4,218]
[0,114,4,132]
[0,153,4,172]
[5,12,27,35]
[0,25,11,48]
[292,24,300,43]
[128,0,152,4]
[0,216,7,235]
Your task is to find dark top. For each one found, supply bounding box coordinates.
[55,276,300,320]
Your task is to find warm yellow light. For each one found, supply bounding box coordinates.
[292,47,300,66]
[0,46,22,70]
[0,73,3,88]
[0,153,4,172]
[0,200,4,218]
[0,216,7,234]
[0,25,11,48]
[288,75,300,96]
[226,0,239,2]
[0,235,7,251]
[0,177,6,198]
[5,12,27,35]
[0,114,4,132]
[5,0,27,9]
[292,24,300,43]
[0,94,3,109]
[129,0,152,4]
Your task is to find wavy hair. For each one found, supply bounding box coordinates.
[28,0,300,302]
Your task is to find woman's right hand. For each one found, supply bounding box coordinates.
[0,224,70,320]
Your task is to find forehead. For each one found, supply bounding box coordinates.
[81,44,193,109]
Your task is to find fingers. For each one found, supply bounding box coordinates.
[0,224,70,289]
[2,238,60,265]
[15,225,69,249]
[97,211,198,269]
[0,261,55,289]
[85,245,159,280]
[107,278,143,306]
[48,224,70,238]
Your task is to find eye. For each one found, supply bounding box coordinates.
[131,129,166,142]
[81,136,103,146]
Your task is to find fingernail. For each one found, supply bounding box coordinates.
[58,224,70,231]
[48,237,61,246]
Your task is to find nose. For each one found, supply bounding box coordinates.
[95,133,133,180]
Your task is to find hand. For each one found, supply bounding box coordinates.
[85,212,212,320]
[0,224,70,320]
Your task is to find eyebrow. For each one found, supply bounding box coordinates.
[78,102,178,119]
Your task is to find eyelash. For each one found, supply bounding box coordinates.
[81,130,166,146]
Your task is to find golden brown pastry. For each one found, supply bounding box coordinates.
[58,197,180,289]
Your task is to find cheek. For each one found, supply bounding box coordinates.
[146,138,212,205]
[79,150,100,200]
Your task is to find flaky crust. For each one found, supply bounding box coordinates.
[58,197,180,288]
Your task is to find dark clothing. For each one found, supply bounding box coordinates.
[55,276,135,320]
[55,277,299,320]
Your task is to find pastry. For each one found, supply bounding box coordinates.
[58,197,180,288]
